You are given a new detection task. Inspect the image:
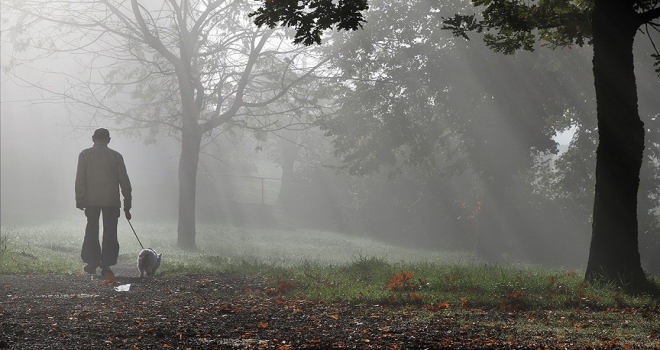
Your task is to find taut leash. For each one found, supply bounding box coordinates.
[127,219,145,250]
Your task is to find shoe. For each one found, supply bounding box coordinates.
[100,267,114,278]
[83,264,97,275]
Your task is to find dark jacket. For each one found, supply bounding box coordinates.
[75,142,132,209]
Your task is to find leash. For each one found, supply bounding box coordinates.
[127,219,145,249]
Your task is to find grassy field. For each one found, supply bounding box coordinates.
[2,219,659,311]
[3,220,660,348]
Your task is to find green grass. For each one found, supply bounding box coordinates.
[3,221,659,348]
[0,219,468,274]
[290,260,659,310]
[1,220,659,312]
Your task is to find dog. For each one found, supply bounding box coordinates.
[137,248,162,278]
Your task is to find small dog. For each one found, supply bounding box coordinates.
[137,248,162,278]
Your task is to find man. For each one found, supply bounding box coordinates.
[75,128,132,276]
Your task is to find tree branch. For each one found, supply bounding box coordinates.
[639,6,660,25]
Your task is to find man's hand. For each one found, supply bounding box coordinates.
[124,209,132,220]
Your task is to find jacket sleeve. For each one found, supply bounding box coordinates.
[117,154,132,210]
[75,151,87,208]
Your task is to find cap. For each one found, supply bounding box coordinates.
[92,128,110,140]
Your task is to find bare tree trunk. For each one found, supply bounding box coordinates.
[585,0,647,286]
[177,124,202,250]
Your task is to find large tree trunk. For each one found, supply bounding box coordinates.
[177,124,202,250]
[585,0,647,285]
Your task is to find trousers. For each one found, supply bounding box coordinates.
[81,206,120,268]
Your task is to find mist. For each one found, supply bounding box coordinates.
[0,84,179,224]
[1,0,659,278]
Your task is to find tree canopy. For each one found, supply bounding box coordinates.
[252,0,660,288]
[250,0,369,45]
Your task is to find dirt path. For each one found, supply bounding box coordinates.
[2,264,658,349]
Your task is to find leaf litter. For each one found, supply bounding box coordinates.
[1,273,659,349]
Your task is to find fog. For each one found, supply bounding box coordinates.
[1,0,659,276]
[0,80,181,224]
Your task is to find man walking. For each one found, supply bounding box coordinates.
[75,128,132,276]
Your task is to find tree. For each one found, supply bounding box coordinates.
[260,0,580,261]
[444,0,660,288]
[3,0,328,249]
[253,0,660,289]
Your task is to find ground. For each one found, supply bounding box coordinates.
[2,263,659,349]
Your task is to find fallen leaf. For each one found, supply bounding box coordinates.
[424,302,450,311]
[460,298,469,308]
[100,279,114,286]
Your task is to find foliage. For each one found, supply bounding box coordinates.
[317,0,570,179]
[250,0,369,45]
[385,270,416,291]
[249,0,660,286]
[308,0,600,263]
[440,0,660,81]
[444,0,660,286]
[443,0,593,53]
